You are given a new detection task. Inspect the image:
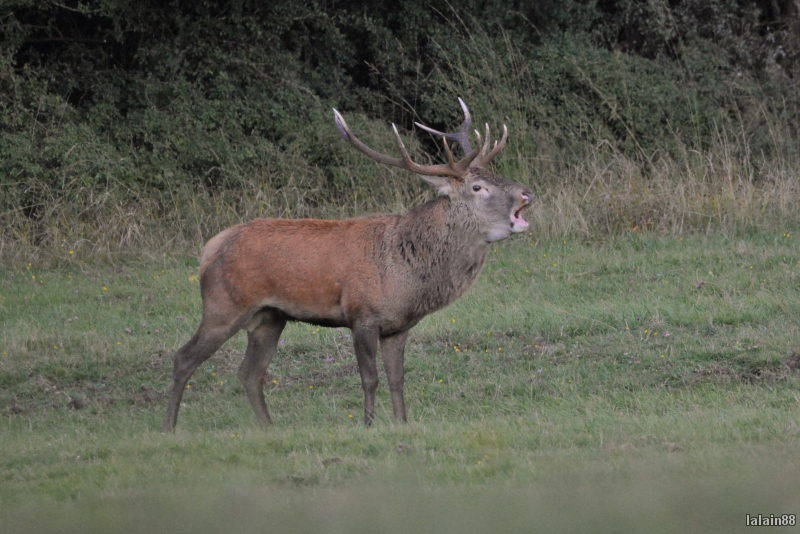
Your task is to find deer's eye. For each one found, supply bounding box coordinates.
[472,185,482,192]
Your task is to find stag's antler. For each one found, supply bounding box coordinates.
[415,97,474,156]
[333,109,479,179]
[414,98,508,170]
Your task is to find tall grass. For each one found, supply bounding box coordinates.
[2,119,797,267]
[524,133,800,239]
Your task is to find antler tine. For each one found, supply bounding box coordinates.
[334,109,405,168]
[482,124,508,163]
[390,124,418,169]
[442,137,457,170]
[414,97,474,156]
[471,124,508,169]
[471,124,492,157]
[481,123,491,155]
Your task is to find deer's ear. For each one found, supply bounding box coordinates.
[417,174,459,196]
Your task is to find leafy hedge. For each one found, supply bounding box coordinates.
[1,0,798,246]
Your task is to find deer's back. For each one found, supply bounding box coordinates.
[199,217,394,327]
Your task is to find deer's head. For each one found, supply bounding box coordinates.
[333,99,533,243]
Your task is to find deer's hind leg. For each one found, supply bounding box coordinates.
[162,312,243,433]
[238,309,287,427]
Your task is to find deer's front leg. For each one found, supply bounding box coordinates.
[353,326,380,426]
[380,330,409,422]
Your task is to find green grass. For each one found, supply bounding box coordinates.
[2,231,800,532]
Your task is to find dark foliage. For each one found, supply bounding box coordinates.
[0,0,798,227]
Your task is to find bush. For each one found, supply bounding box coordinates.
[0,0,798,262]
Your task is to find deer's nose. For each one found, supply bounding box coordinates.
[521,192,534,204]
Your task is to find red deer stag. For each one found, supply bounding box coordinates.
[162,99,533,432]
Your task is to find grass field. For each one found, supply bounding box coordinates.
[2,230,800,533]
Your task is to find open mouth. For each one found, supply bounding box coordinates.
[510,202,531,233]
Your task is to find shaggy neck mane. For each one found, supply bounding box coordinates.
[385,195,489,315]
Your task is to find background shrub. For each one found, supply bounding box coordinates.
[1,0,798,262]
